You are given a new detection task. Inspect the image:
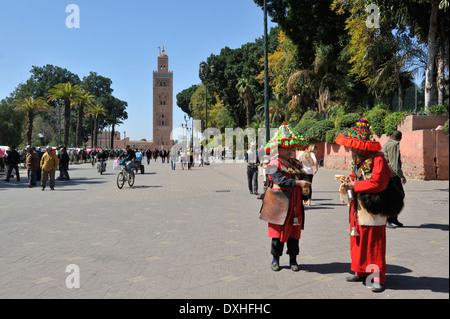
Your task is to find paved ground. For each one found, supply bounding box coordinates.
[0,158,448,300]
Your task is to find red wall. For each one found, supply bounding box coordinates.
[323,126,449,180]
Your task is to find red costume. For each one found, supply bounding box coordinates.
[336,118,391,291]
[267,157,304,242]
[261,122,308,271]
[349,152,391,284]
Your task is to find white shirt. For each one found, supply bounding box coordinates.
[298,152,317,175]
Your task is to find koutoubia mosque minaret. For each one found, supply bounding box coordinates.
[153,46,173,150]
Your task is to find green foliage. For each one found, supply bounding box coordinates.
[0,98,26,146]
[5,65,127,148]
[428,104,449,116]
[384,112,407,136]
[336,112,361,130]
[305,119,335,143]
[176,85,199,117]
[299,110,320,122]
[364,104,390,137]
[443,120,449,137]
[294,119,315,137]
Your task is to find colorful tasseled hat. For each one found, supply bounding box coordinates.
[265,122,308,153]
[335,118,381,151]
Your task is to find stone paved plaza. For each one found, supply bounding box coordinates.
[0,159,448,300]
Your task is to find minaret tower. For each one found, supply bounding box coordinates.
[153,46,173,149]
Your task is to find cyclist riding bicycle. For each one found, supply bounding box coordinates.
[119,145,136,175]
[96,149,108,171]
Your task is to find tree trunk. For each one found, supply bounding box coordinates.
[425,0,439,110]
[94,119,98,148]
[76,103,84,147]
[437,47,445,105]
[26,112,34,146]
[110,124,115,149]
[64,98,71,147]
[437,10,446,106]
[394,68,403,111]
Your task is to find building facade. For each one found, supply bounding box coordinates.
[152,46,173,150]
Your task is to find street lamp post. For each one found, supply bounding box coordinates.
[263,0,271,197]
[264,0,270,148]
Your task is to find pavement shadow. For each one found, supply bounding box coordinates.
[300,262,351,274]
[403,224,449,231]
[131,185,163,189]
[301,262,448,293]
[386,274,449,293]
[300,262,411,276]
[57,177,107,186]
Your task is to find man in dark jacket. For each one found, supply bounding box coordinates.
[58,146,70,180]
[381,131,405,228]
[120,145,136,174]
[4,146,20,182]
[26,145,39,187]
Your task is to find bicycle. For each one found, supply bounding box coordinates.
[116,160,135,189]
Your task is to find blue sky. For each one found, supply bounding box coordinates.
[0,0,277,141]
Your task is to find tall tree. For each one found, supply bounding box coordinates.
[72,91,95,147]
[48,82,83,147]
[425,0,439,108]
[85,103,107,148]
[254,0,348,69]
[100,95,128,149]
[236,76,254,128]
[0,97,26,146]
[13,97,51,146]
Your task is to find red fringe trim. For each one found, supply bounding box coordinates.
[335,134,381,151]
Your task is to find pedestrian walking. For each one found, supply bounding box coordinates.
[25,145,39,187]
[40,146,58,191]
[170,149,177,170]
[58,146,70,180]
[336,118,403,293]
[297,144,318,206]
[199,145,204,167]
[3,146,21,182]
[188,148,194,169]
[180,149,185,170]
[245,142,259,195]
[260,122,310,272]
[381,130,406,228]
[146,149,152,165]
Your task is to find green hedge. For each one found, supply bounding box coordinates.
[304,120,334,143]
[364,106,389,137]
[384,112,407,136]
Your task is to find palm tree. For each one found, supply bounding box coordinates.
[47,82,83,147]
[269,93,288,127]
[72,91,95,147]
[236,77,254,128]
[85,103,107,148]
[14,97,51,146]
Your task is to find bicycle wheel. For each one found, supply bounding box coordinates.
[117,172,125,189]
[128,171,135,187]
